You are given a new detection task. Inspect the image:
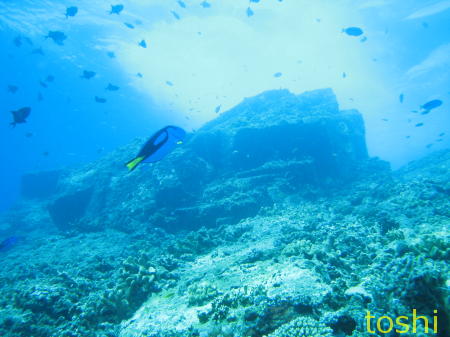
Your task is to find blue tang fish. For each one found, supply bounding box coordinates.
[126,126,186,171]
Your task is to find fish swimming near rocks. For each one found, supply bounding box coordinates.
[110,4,124,15]
[95,96,107,103]
[342,27,364,36]
[0,236,21,252]
[139,40,147,48]
[7,85,18,93]
[420,99,442,114]
[81,70,96,79]
[46,31,67,45]
[126,125,186,171]
[10,107,31,127]
[106,83,120,91]
[65,6,78,18]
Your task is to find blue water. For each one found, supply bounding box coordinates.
[1,0,449,211]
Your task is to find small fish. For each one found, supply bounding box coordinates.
[342,72,347,78]
[13,36,22,47]
[215,105,221,113]
[46,31,67,46]
[177,0,186,8]
[360,36,367,43]
[405,135,411,139]
[65,6,78,18]
[26,132,33,138]
[0,236,21,252]
[166,81,174,86]
[439,132,445,137]
[342,27,363,36]
[246,7,254,17]
[171,11,180,20]
[39,81,48,88]
[250,0,260,2]
[81,70,96,79]
[399,93,404,103]
[124,22,135,29]
[10,107,31,127]
[139,40,147,48]
[31,47,44,55]
[137,73,143,78]
[110,4,124,15]
[107,51,116,58]
[200,1,211,8]
[411,110,418,113]
[7,85,18,93]
[426,143,433,149]
[415,122,424,127]
[273,72,282,78]
[46,75,55,82]
[95,96,107,103]
[381,118,389,122]
[106,83,120,91]
[420,99,442,114]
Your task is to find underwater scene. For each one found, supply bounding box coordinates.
[1,0,449,336]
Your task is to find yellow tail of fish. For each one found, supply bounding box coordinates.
[126,156,145,171]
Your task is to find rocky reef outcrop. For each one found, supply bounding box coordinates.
[0,88,448,337]
[16,88,374,234]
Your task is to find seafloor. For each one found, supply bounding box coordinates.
[0,89,448,337]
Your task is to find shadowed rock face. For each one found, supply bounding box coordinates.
[21,88,377,233]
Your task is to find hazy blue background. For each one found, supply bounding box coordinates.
[1,0,449,212]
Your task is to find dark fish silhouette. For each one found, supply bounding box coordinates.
[65,6,78,18]
[95,96,107,103]
[124,22,135,29]
[405,135,411,139]
[171,11,180,20]
[342,27,363,36]
[10,107,31,127]
[342,72,347,78]
[137,73,143,78]
[420,99,442,114]
[399,93,404,103]
[415,123,424,127]
[166,81,173,86]
[7,85,18,93]
[439,132,445,137]
[426,143,433,149]
[31,47,44,55]
[106,83,120,91]
[200,1,211,8]
[13,36,22,47]
[273,72,282,78]
[139,40,147,48]
[46,31,67,45]
[177,0,186,8]
[360,36,367,43]
[81,70,96,79]
[0,236,21,252]
[247,7,254,17]
[215,105,221,113]
[110,4,124,15]
[250,0,260,2]
[107,51,116,58]
[125,126,186,171]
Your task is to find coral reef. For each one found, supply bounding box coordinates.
[0,88,448,337]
